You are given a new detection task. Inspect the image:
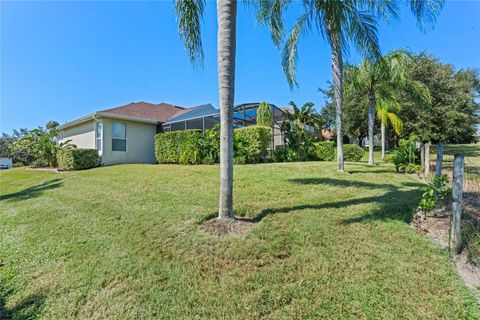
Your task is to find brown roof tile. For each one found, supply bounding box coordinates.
[101,102,185,122]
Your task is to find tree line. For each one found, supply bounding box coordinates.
[320,52,480,151]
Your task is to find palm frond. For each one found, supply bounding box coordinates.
[409,0,445,30]
[256,0,291,47]
[344,2,381,60]
[175,0,205,67]
[281,11,312,88]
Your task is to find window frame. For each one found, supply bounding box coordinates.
[111,121,127,152]
[95,121,103,155]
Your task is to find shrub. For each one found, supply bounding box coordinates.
[390,140,420,173]
[314,141,335,161]
[57,148,100,170]
[201,125,220,164]
[155,130,202,164]
[155,126,271,165]
[178,131,203,164]
[233,126,271,164]
[343,144,365,162]
[418,175,451,214]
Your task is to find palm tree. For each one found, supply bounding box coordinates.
[258,1,381,172]
[176,0,237,219]
[257,0,444,171]
[284,101,320,159]
[376,101,402,160]
[345,50,430,165]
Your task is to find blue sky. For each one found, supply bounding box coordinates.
[1,1,479,133]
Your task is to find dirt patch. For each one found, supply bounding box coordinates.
[200,218,257,237]
[413,192,480,301]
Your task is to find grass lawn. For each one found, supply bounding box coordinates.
[1,162,479,319]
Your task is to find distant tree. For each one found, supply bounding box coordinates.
[46,120,59,130]
[398,54,480,144]
[376,101,403,160]
[0,129,35,165]
[14,127,74,167]
[344,50,429,164]
[256,102,273,127]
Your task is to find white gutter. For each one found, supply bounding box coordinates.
[58,111,160,130]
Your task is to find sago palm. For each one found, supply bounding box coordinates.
[345,50,430,164]
[175,0,237,219]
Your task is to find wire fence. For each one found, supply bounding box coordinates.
[432,148,480,265]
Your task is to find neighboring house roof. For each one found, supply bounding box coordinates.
[101,102,185,123]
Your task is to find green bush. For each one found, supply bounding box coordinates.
[178,131,203,164]
[314,141,335,161]
[155,126,271,165]
[234,126,271,164]
[201,125,220,164]
[418,175,451,214]
[155,130,202,164]
[57,148,100,170]
[343,144,365,162]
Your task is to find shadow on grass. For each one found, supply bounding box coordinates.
[249,178,423,225]
[0,179,62,202]
[0,286,46,320]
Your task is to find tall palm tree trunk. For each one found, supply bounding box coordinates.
[331,36,344,172]
[217,0,237,219]
[368,96,375,165]
[381,122,385,160]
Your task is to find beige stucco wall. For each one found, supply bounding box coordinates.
[101,117,157,165]
[59,121,95,149]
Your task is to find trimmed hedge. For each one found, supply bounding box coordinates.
[57,148,100,170]
[155,126,271,165]
[155,130,202,164]
[343,144,365,162]
[234,126,271,164]
[314,141,335,161]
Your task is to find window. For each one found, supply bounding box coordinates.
[96,122,103,153]
[112,122,126,151]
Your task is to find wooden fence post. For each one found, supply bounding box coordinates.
[424,142,431,176]
[450,154,464,254]
[420,143,425,170]
[435,143,443,177]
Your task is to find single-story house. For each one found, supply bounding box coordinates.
[58,101,286,165]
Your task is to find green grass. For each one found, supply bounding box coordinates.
[1,162,479,319]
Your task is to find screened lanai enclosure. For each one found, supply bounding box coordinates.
[161,103,287,150]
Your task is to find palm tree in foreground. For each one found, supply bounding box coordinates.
[176,0,237,219]
[345,50,430,165]
[257,0,381,172]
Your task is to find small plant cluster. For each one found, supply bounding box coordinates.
[417,174,451,214]
[57,148,100,170]
[390,139,421,173]
[155,126,271,165]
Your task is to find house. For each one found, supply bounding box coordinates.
[58,101,286,165]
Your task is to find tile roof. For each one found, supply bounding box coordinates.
[101,102,186,123]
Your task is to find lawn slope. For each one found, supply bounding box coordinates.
[1,162,478,319]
